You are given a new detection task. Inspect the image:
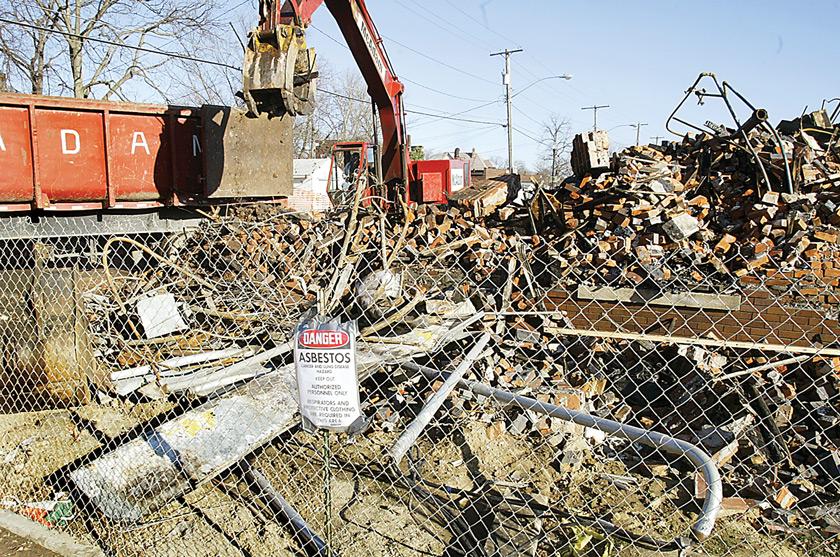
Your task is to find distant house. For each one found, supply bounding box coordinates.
[286,158,332,213]
[446,147,492,177]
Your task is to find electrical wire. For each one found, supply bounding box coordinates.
[18,0,253,33]
[408,123,498,140]
[408,99,504,128]
[416,127,507,149]
[319,87,504,126]
[310,24,496,104]
[379,33,498,86]
[0,16,505,127]
[440,0,586,104]
[401,76,495,104]
[513,126,550,146]
[395,0,583,123]
[441,0,520,49]
[512,104,546,128]
[406,108,504,126]
[392,0,497,53]
[419,126,504,154]
[0,17,241,71]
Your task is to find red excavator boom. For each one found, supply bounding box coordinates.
[244,0,469,204]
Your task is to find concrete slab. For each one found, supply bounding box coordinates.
[0,510,102,557]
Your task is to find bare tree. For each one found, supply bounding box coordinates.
[0,2,65,94]
[515,160,533,176]
[487,155,507,169]
[538,114,573,185]
[159,11,251,106]
[0,0,223,100]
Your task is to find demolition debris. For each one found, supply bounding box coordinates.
[2,80,840,556]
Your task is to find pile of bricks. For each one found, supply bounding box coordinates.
[545,108,840,296]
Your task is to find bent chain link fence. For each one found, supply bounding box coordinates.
[0,197,838,557]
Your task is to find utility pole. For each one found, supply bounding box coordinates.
[651,135,665,144]
[551,146,558,188]
[581,105,609,132]
[631,122,648,145]
[491,48,523,175]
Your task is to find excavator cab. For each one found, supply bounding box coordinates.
[328,142,384,208]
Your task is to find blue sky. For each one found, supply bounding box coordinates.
[298,0,840,167]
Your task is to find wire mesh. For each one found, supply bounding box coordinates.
[0,178,839,557]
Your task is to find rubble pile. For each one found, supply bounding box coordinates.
[71,101,840,551]
[78,196,840,543]
[85,207,346,396]
[546,108,840,295]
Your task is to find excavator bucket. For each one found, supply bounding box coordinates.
[242,25,318,118]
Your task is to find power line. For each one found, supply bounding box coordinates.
[314,9,503,94]
[380,34,498,86]
[319,88,503,126]
[424,126,506,154]
[411,123,499,142]
[512,124,546,140]
[310,24,350,49]
[392,0,497,54]
[0,16,503,127]
[16,0,251,53]
[408,98,503,128]
[442,0,519,47]
[0,17,242,71]
[512,104,545,128]
[309,25,494,103]
[401,77,494,103]
[302,23,509,128]
[393,0,583,119]
[405,107,503,126]
[438,0,637,127]
[512,126,549,146]
[440,0,585,105]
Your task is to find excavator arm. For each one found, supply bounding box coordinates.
[244,0,410,188]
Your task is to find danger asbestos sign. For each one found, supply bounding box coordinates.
[294,319,362,433]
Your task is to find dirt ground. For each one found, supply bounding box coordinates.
[0,527,61,557]
[0,402,829,556]
[0,409,100,504]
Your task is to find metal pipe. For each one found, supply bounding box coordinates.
[717,88,772,192]
[714,354,812,382]
[828,98,840,123]
[401,361,723,542]
[734,108,769,137]
[763,122,795,194]
[388,332,492,465]
[665,73,711,137]
[241,461,334,557]
[665,72,770,194]
[666,74,773,193]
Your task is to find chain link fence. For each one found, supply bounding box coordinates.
[1,159,840,556]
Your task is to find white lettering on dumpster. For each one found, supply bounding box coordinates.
[192,134,201,157]
[61,129,80,155]
[131,131,150,155]
[0,132,5,152]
